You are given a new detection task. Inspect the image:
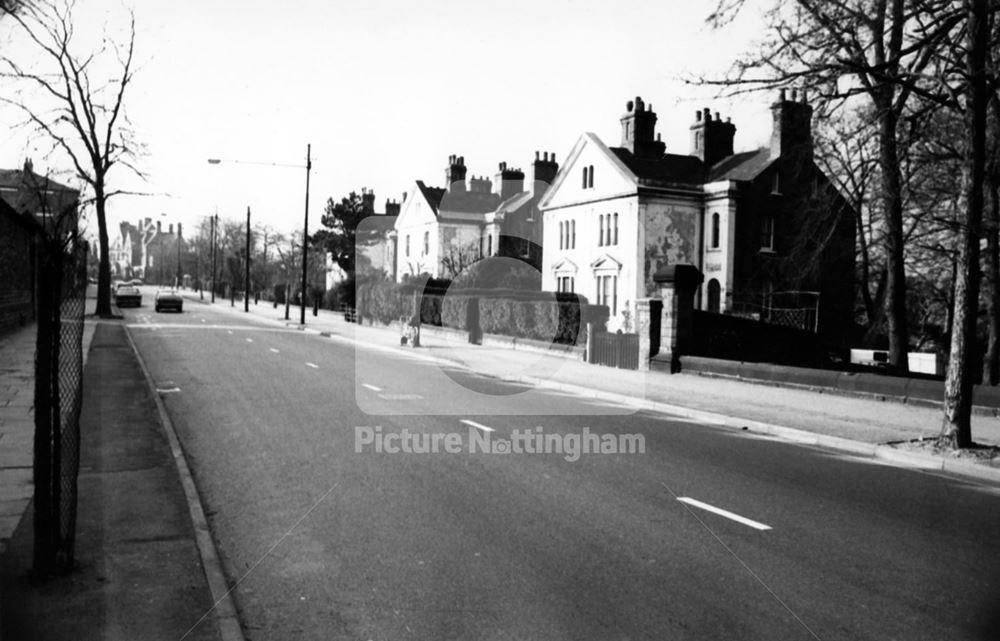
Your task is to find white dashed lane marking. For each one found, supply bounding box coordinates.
[306,362,319,369]
[460,419,494,433]
[676,497,772,531]
[270,348,280,353]
[246,338,253,343]
[362,384,382,392]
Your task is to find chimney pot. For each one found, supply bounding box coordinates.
[695,110,702,121]
[551,153,556,162]
[780,88,786,101]
[535,151,540,160]
[791,88,798,101]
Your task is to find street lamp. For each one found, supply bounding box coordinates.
[159,212,167,286]
[207,144,313,323]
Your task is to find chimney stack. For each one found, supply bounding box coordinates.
[690,105,737,166]
[493,161,525,200]
[531,150,559,188]
[619,96,665,159]
[769,87,814,161]
[445,154,467,193]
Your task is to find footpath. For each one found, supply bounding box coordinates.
[0,293,229,641]
[199,293,1000,478]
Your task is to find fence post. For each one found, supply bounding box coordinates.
[585,322,596,363]
[652,264,703,373]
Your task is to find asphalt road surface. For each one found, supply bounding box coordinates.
[125,299,1000,641]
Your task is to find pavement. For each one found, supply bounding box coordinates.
[0,287,998,639]
[0,293,226,641]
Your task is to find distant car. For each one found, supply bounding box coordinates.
[130,278,144,286]
[114,285,142,307]
[154,289,183,313]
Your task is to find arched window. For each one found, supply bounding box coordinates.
[707,279,721,313]
[582,167,588,189]
[613,213,618,245]
[487,234,492,256]
[571,220,576,248]
[598,214,604,246]
[559,221,564,250]
[711,213,720,249]
[587,165,594,188]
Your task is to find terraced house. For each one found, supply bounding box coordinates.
[539,92,855,338]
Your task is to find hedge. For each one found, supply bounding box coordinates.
[360,281,608,344]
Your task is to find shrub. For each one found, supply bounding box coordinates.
[420,293,443,326]
[323,288,340,311]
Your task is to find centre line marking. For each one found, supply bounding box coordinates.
[306,362,319,369]
[676,497,771,531]
[461,419,494,433]
[270,348,280,353]
[362,384,382,392]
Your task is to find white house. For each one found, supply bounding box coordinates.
[393,153,558,282]
[539,93,855,336]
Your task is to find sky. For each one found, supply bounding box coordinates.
[0,0,775,239]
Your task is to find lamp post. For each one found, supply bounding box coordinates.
[208,144,313,323]
[176,225,182,288]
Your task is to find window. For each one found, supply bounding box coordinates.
[487,234,493,256]
[598,214,604,246]
[613,213,618,245]
[707,279,721,313]
[771,173,781,194]
[711,213,720,249]
[571,220,576,248]
[405,234,410,257]
[582,167,588,189]
[760,215,775,251]
[588,165,594,188]
[423,231,429,255]
[597,274,618,315]
[559,221,565,250]
[558,276,575,293]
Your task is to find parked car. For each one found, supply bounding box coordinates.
[154,289,183,313]
[130,278,144,286]
[114,285,142,307]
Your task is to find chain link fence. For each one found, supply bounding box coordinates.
[33,238,88,573]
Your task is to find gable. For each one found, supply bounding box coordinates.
[540,133,637,211]
[394,182,439,231]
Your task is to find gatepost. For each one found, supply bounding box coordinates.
[650,264,703,373]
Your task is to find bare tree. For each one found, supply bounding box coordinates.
[702,0,963,371]
[0,0,141,316]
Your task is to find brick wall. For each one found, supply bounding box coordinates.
[0,207,37,333]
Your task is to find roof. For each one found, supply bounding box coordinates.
[707,148,774,182]
[415,181,445,214]
[609,148,706,185]
[363,214,397,232]
[494,190,533,216]
[0,166,79,218]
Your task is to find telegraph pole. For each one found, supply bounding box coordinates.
[300,143,312,325]
[210,212,218,303]
[245,206,251,312]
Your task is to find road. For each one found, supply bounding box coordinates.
[124,296,1000,641]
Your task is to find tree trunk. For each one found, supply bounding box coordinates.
[94,184,112,316]
[941,0,989,448]
[879,100,911,372]
[982,170,999,384]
